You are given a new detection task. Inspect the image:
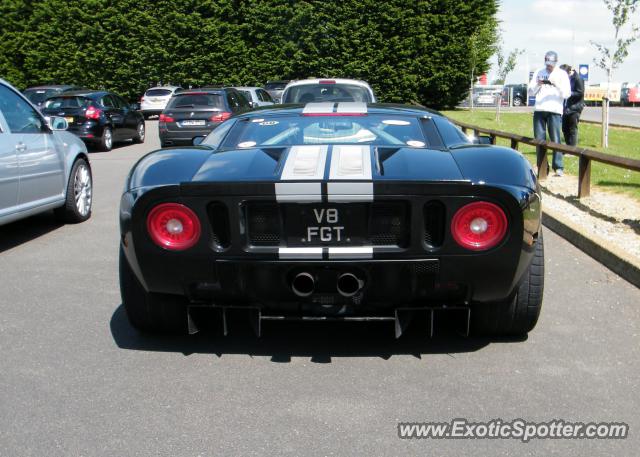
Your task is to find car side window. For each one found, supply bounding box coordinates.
[227,92,240,111]
[432,117,470,148]
[100,95,116,108]
[237,92,251,109]
[259,89,273,102]
[0,84,46,134]
[113,95,128,109]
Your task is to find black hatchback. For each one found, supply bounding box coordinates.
[158,87,250,147]
[41,90,145,151]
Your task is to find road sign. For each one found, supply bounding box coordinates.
[579,64,589,81]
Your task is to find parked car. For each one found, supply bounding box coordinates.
[140,86,181,118]
[501,84,528,106]
[264,80,290,103]
[41,90,145,151]
[281,78,376,104]
[233,86,275,108]
[158,87,250,147]
[0,79,92,226]
[119,102,543,337]
[23,85,84,110]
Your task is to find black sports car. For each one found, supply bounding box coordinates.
[119,103,543,337]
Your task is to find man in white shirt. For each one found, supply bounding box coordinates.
[528,51,572,176]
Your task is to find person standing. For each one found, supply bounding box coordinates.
[528,51,571,176]
[559,64,585,147]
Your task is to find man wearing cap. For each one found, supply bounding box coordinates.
[528,51,572,176]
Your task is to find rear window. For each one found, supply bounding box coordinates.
[282,84,373,104]
[166,93,223,109]
[218,114,427,149]
[43,96,92,109]
[23,89,60,105]
[145,89,173,97]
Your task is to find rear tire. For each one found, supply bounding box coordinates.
[119,246,188,334]
[54,158,92,223]
[133,121,145,143]
[99,126,113,151]
[471,231,544,336]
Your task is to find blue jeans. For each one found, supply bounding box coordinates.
[533,111,564,171]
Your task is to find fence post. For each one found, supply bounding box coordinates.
[510,138,519,150]
[578,155,591,198]
[461,126,467,134]
[473,129,479,138]
[490,134,497,145]
[537,147,549,180]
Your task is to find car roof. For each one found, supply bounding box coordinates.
[24,84,79,90]
[235,103,442,118]
[174,88,229,95]
[233,86,260,91]
[144,86,180,92]
[284,78,372,89]
[52,90,111,98]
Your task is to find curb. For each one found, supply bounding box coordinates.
[542,206,640,288]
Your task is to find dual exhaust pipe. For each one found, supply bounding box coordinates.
[291,272,364,298]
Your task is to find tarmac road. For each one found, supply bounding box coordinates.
[0,122,639,457]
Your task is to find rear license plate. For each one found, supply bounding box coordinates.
[181,120,205,126]
[64,116,74,124]
[284,204,368,246]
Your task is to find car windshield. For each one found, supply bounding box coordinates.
[24,89,60,105]
[218,114,428,149]
[145,89,173,97]
[43,96,91,109]
[166,93,223,109]
[282,84,373,104]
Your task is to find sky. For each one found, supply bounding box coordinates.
[492,0,640,85]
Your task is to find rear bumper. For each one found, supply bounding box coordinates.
[159,124,220,145]
[120,182,542,311]
[67,123,105,142]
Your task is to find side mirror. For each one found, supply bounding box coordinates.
[130,103,140,111]
[46,116,68,131]
[192,136,205,146]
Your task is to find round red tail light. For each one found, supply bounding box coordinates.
[146,203,201,250]
[451,201,507,251]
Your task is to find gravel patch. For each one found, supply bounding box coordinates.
[539,173,640,260]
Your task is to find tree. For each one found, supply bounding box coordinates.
[591,0,639,147]
[493,43,524,120]
[0,0,499,108]
[467,16,499,110]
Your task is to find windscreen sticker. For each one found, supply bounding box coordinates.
[238,141,257,148]
[259,121,279,126]
[406,140,426,147]
[251,118,265,123]
[382,119,410,126]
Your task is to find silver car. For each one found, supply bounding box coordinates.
[233,86,275,108]
[0,79,92,226]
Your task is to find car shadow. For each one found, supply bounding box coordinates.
[0,211,63,254]
[110,305,526,361]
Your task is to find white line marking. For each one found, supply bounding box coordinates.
[280,145,328,180]
[329,145,372,180]
[328,246,373,259]
[336,102,367,114]
[279,247,323,259]
[275,182,322,202]
[302,102,335,114]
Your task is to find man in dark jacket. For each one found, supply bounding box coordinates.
[560,64,585,146]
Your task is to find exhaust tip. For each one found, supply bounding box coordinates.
[337,273,364,297]
[292,272,315,297]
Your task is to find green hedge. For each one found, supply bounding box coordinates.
[0,0,497,107]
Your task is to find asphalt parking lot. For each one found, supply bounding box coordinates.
[1,121,639,457]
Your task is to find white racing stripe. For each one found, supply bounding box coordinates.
[280,145,328,180]
[336,102,367,114]
[275,182,322,202]
[328,144,373,202]
[279,247,323,259]
[328,246,373,259]
[302,102,335,114]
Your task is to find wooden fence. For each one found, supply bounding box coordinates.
[451,119,640,198]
